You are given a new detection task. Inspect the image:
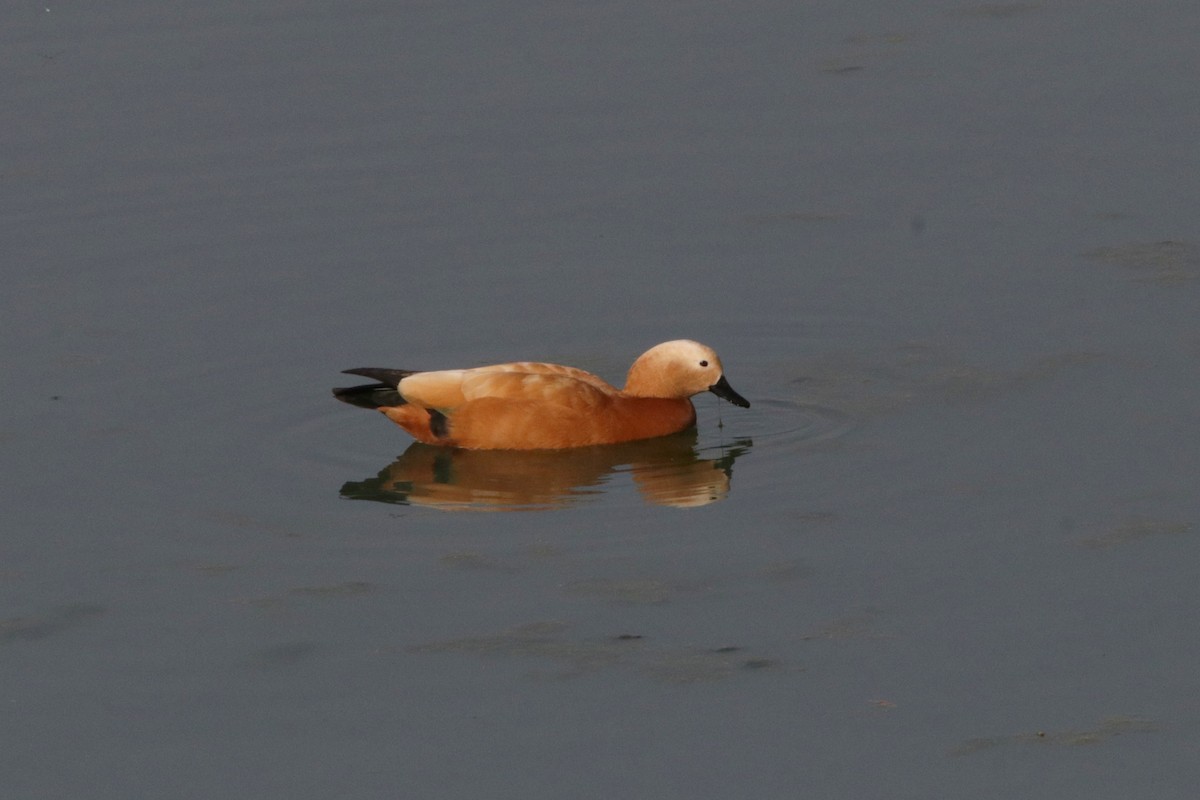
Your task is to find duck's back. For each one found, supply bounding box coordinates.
[400,362,618,411]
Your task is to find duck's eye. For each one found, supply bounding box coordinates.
[699,360,709,367]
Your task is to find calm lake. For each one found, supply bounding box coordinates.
[4,2,1199,798]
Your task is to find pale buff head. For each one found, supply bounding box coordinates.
[623,340,749,407]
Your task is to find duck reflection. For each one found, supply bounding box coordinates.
[340,430,752,510]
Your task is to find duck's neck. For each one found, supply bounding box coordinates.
[624,354,683,398]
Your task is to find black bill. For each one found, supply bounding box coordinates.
[708,374,750,408]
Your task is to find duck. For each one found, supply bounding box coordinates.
[332,339,749,450]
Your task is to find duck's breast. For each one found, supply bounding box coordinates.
[448,394,695,449]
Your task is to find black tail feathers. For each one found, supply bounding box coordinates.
[332,368,417,409]
[341,368,416,385]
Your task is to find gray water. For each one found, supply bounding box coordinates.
[4,2,1199,798]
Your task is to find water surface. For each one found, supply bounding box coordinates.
[3,2,1199,798]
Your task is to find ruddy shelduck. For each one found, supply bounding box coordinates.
[333,339,750,450]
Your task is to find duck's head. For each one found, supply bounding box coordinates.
[624,340,750,407]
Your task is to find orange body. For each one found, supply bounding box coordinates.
[334,340,749,451]
[380,393,697,449]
